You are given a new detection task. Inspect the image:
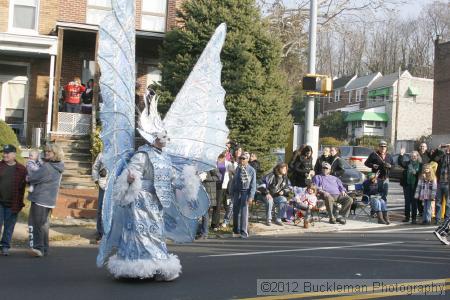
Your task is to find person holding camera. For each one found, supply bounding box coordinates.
[364,141,394,202]
[92,152,107,242]
[260,163,291,226]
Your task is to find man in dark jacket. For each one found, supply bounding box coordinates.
[364,141,394,202]
[197,169,220,239]
[0,144,27,256]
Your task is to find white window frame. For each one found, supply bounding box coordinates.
[141,0,167,32]
[334,89,340,102]
[86,0,112,25]
[356,89,363,102]
[348,90,352,103]
[8,0,40,34]
[0,61,30,139]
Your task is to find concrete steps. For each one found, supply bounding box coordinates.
[51,133,97,197]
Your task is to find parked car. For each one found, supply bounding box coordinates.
[390,153,410,182]
[337,159,366,195]
[339,146,373,173]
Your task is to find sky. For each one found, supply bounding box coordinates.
[268,0,441,20]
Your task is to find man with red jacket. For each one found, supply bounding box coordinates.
[0,144,27,256]
[63,76,86,113]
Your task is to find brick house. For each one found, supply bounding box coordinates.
[321,73,380,116]
[432,38,450,146]
[0,0,182,144]
[320,74,355,116]
[0,0,183,190]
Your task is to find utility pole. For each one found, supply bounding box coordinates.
[304,0,317,146]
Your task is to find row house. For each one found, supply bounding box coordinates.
[0,0,183,189]
[321,71,433,152]
[432,38,450,147]
[0,0,182,144]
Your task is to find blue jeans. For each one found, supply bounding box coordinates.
[370,196,387,212]
[223,198,233,225]
[232,190,250,237]
[96,188,105,237]
[0,204,18,250]
[273,196,288,222]
[65,103,81,113]
[257,194,273,222]
[436,183,449,222]
[423,200,432,223]
[198,209,209,237]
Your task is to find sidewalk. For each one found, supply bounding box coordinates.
[10,210,411,248]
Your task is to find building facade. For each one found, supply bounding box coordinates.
[321,71,433,152]
[0,0,182,144]
[432,38,450,147]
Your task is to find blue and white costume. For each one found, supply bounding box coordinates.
[95,0,228,280]
[107,145,181,279]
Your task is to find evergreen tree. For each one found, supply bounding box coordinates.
[156,0,292,171]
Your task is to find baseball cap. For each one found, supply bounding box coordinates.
[368,172,376,179]
[379,140,387,147]
[240,152,250,160]
[322,162,331,169]
[2,144,17,153]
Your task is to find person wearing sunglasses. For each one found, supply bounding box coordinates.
[364,141,394,203]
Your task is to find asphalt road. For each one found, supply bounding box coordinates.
[1,225,449,300]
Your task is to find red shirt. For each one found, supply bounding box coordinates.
[64,82,86,104]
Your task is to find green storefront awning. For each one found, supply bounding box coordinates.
[407,86,419,96]
[368,87,391,97]
[345,111,389,122]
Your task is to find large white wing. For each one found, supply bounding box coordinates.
[163,23,229,172]
[97,0,135,239]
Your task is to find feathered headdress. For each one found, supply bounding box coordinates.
[137,87,167,144]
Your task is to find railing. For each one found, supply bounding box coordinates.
[364,97,386,108]
[57,112,91,135]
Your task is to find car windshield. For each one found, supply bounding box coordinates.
[354,147,373,156]
[339,146,352,157]
[341,159,353,169]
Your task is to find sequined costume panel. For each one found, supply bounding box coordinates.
[106,148,181,279]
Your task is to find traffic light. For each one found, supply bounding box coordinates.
[301,74,332,95]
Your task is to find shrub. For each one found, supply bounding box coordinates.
[0,120,24,163]
[90,126,102,160]
[320,136,347,147]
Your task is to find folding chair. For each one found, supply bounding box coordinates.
[350,195,373,222]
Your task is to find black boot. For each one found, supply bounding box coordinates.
[382,211,390,225]
[377,212,387,224]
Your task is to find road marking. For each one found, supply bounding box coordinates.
[340,227,435,233]
[239,278,450,300]
[199,241,404,258]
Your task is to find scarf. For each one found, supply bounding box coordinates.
[240,165,249,187]
[406,161,420,185]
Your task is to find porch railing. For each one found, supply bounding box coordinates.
[57,112,91,135]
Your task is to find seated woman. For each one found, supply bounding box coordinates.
[363,173,390,225]
[291,184,318,228]
[259,163,291,226]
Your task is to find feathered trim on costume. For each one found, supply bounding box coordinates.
[107,253,181,280]
[182,165,200,200]
[114,170,142,206]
